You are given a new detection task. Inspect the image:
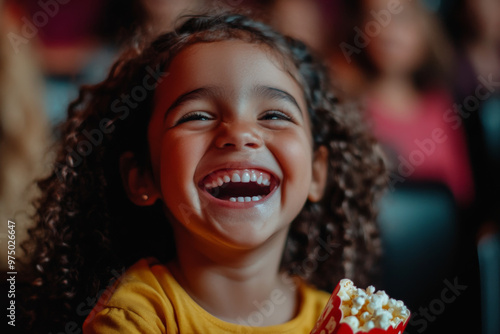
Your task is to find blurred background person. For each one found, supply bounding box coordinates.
[0,0,52,273]
[360,0,474,207]
[441,0,500,210]
[442,1,500,333]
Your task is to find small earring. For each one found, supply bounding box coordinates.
[141,194,149,201]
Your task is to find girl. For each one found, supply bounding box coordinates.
[22,12,386,333]
[348,0,474,205]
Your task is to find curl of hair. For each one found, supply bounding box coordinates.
[21,12,386,332]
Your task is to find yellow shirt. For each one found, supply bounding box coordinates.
[83,258,330,334]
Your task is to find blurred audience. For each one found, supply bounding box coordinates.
[331,0,483,332]
[4,0,118,126]
[4,0,216,127]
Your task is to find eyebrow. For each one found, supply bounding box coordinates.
[163,85,303,121]
[164,86,222,120]
[252,85,303,118]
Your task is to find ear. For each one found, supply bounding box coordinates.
[308,145,328,202]
[119,151,161,206]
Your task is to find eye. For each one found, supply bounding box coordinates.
[259,110,295,122]
[175,111,214,125]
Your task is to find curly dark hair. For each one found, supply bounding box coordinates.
[21,12,386,332]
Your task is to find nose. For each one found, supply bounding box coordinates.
[215,121,263,150]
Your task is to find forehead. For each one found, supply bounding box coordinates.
[154,40,305,107]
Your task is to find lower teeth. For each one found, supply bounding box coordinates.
[229,196,262,202]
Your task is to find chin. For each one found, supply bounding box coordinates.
[207,217,287,251]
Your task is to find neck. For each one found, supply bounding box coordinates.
[374,74,413,91]
[370,75,422,119]
[169,223,298,326]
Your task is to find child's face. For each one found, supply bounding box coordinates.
[145,40,327,249]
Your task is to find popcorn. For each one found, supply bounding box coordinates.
[337,279,408,332]
[310,279,410,334]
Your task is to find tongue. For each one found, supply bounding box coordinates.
[209,183,270,200]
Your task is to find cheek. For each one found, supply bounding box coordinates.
[158,133,206,207]
[403,30,426,58]
[270,131,313,191]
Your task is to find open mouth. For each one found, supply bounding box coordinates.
[199,169,278,203]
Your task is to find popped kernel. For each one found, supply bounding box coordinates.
[338,290,351,302]
[341,304,352,317]
[375,291,389,306]
[356,288,367,298]
[359,312,371,322]
[399,308,410,318]
[343,316,360,329]
[374,312,392,330]
[362,320,375,331]
[353,296,366,308]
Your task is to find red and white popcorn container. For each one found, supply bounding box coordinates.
[311,279,410,334]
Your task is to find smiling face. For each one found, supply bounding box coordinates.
[127,40,327,250]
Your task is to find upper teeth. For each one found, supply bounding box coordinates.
[204,169,271,189]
